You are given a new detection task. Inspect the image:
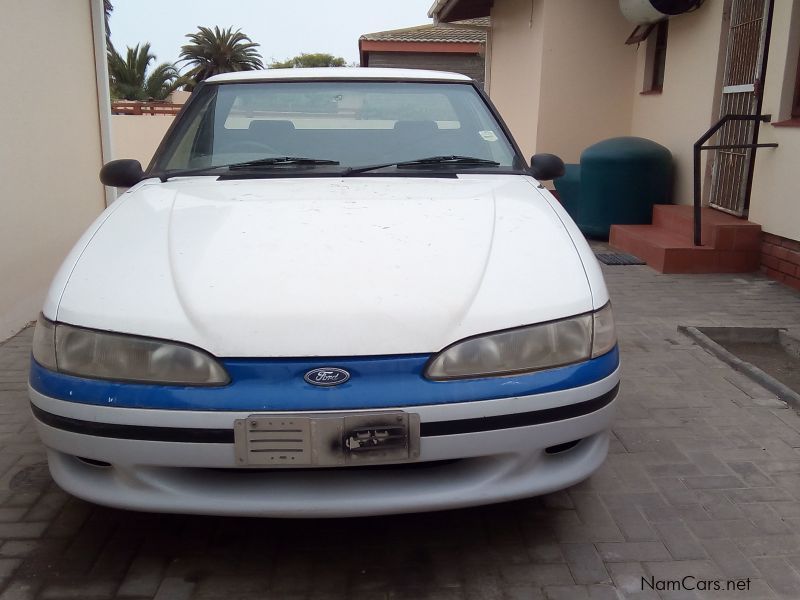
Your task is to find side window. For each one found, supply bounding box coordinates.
[162,93,216,170]
[643,21,669,93]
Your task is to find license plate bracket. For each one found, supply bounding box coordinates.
[234,411,420,467]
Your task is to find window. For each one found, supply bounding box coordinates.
[642,20,669,93]
[154,81,519,172]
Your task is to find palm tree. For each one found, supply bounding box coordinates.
[103,0,113,51]
[180,26,264,87]
[108,43,182,101]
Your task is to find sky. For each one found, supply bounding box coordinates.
[110,0,436,68]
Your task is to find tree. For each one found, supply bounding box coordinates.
[270,53,347,69]
[180,26,264,87]
[103,0,113,51]
[108,43,182,101]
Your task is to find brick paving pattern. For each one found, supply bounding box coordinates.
[0,264,799,599]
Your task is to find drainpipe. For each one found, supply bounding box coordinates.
[89,0,116,207]
[484,25,493,94]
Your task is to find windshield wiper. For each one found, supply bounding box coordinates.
[345,155,500,175]
[157,157,340,181]
[227,156,340,170]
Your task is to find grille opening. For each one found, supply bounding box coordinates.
[545,439,582,455]
[77,457,112,468]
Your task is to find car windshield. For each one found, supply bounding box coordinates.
[152,80,519,173]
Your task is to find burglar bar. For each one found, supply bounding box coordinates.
[692,114,777,246]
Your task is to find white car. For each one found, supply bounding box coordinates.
[29,68,619,517]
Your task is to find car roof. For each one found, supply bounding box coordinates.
[205,67,473,84]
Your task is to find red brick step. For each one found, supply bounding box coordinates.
[609,205,760,274]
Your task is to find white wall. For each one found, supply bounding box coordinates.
[486,0,729,201]
[748,0,800,241]
[469,0,799,241]
[0,1,106,340]
[535,0,637,164]
[111,115,175,168]
[487,0,637,164]
[629,0,728,204]
[487,0,546,158]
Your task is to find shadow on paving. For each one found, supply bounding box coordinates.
[7,471,574,599]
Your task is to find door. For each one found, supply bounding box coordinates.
[708,0,770,216]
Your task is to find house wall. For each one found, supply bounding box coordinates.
[486,0,545,157]
[629,0,728,204]
[112,115,175,168]
[748,0,800,243]
[474,0,800,284]
[486,0,728,199]
[167,90,192,105]
[535,0,637,164]
[488,0,635,164]
[0,0,106,341]
[366,51,486,86]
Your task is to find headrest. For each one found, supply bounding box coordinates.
[393,120,439,135]
[248,120,296,135]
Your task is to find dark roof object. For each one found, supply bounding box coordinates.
[430,0,492,23]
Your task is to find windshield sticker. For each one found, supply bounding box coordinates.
[479,130,498,142]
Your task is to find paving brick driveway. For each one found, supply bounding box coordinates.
[1,264,800,600]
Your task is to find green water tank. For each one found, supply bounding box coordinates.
[555,137,672,239]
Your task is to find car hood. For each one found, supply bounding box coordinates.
[55,175,594,357]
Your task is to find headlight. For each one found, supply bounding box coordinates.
[31,314,57,371]
[425,303,616,380]
[32,315,229,386]
[591,302,616,358]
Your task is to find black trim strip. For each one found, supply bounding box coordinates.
[31,384,618,444]
[420,384,619,436]
[31,405,235,444]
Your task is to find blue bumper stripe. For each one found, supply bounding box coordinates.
[29,346,619,411]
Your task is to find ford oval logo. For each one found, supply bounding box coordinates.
[304,367,350,387]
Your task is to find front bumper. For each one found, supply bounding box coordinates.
[29,367,619,517]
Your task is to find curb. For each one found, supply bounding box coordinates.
[678,325,800,411]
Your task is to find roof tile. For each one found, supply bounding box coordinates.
[360,18,488,44]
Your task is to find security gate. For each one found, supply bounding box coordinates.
[708,0,771,216]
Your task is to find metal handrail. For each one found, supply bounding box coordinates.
[692,113,777,246]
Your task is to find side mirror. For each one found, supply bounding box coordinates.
[530,154,565,181]
[99,159,144,188]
